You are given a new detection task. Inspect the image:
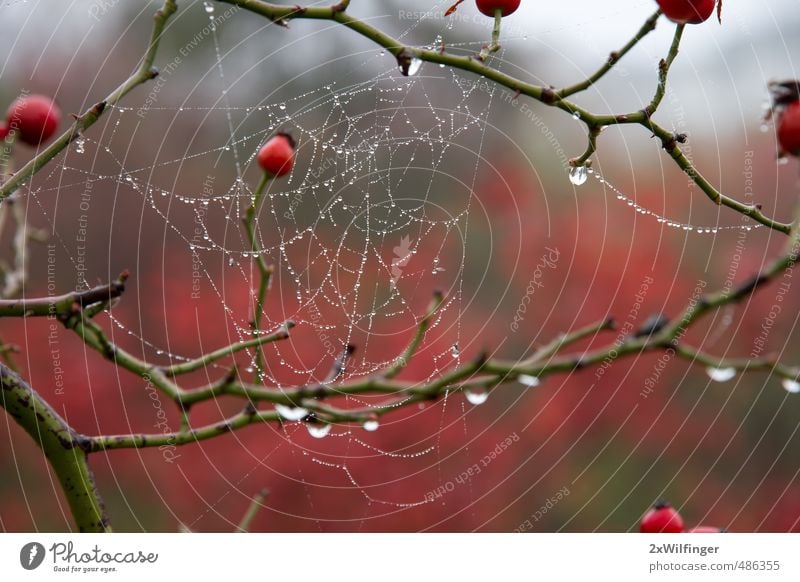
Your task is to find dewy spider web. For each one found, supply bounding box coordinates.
[19,1,767,517]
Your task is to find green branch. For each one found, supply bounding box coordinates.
[217,1,790,233]
[0,365,109,532]
[558,9,662,98]
[0,0,177,203]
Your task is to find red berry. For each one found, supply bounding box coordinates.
[256,132,295,177]
[640,501,684,533]
[476,0,521,17]
[5,94,61,147]
[688,526,724,532]
[778,100,800,157]
[656,0,716,24]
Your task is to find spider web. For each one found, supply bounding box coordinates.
[19,0,764,525]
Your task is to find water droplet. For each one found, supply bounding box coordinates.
[363,419,380,432]
[572,111,581,120]
[450,343,460,358]
[782,378,800,394]
[405,58,423,76]
[760,123,770,133]
[778,156,789,166]
[279,102,286,110]
[518,374,540,388]
[465,388,489,406]
[307,423,331,438]
[203,1,214,13]
[75,137,85,154]
[275,404,308,421]
[569,165,588,186]
[706,366,737,382]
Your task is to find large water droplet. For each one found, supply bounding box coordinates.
[307,423,332,438]
[465,389,489,406]
[203,1,214,13]
[275,404,308,421]
[363,419,380,432]
[706,366,737,382]
[405,58,423,76]
[569,165,588,186]
[450,344,460,358]
[782,378,800,394]
[518,374,540,388]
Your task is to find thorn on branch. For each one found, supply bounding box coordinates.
[635,314,670,338]
[396,48,416,77]
[732,272,769,299]
[540,87,557,105]
[331,0,350,13]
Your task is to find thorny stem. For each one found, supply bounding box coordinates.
[2,0,800,534]
[243,172,275,384]
[218,1,791,233]
[0,0,177,203]
[0,365,110,532]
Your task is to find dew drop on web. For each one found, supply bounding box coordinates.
[706,366,737,382]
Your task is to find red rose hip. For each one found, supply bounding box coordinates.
[257,132,295,177]
[5,94,61,146]
[778,100,800,157]
[656,0,717,24]
[476,0,521,17]
[640,501,684,533]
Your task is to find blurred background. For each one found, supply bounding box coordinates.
[1,0,800,532]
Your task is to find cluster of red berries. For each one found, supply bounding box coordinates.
[656,0,720,24]
[640,501,724,533]
[473,1,721,23]
[0,94,60,147]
